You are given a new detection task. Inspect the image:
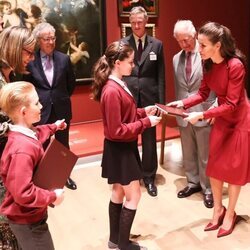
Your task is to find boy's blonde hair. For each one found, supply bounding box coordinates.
[0,81,35,119]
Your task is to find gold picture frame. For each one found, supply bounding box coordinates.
[118,0,159,17]
[2,0,106,84]
[121,23,155,38]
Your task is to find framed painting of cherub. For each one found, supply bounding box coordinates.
[0,0,106,84]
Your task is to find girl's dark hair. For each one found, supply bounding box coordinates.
[91,41,133,101]
[199,22,247,72]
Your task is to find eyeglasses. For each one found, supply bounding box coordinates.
[40,37,56,43]
[23,48,35,57]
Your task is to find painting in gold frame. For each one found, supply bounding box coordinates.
[1,0,106,84]
[118,0,159,17]
[121,23,155,38]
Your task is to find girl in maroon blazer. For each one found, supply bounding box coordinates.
[92,41,161,250]
[0,81,66,250]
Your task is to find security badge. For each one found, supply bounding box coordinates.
[149,51,157,61]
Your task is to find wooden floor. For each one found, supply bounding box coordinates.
[48,138,250,250]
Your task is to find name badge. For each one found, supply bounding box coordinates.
[149,51,157,61]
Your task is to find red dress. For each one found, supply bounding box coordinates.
[183,58,250,185]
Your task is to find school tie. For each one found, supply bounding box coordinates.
[137,38,143,61]
[44,55,53,85]
[185,52,192,82]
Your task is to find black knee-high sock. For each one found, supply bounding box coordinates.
[118,207,137,249]
[109,201,123,244]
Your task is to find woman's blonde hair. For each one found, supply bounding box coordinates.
[0,81,35,119]
[0,26,36,73]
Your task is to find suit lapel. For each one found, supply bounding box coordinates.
[179,51,187,83]
[139,35,152,65]
[51,52,57,86]
[128,34,136,50]
[127,35,139,65]
[179,50,200,84]
[190,52,201,80]
[35,50,50,87]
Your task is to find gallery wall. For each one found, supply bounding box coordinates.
[71,0,250,124]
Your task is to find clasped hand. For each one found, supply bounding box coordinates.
[167,101,204,124]
[183,111,204,124]
[145,105,162,127]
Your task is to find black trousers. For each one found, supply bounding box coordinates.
[137,96,158,182]
[43,107,70,149]
[141,126,157,182]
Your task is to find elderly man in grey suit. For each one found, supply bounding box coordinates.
[121,6,165,197]
[173,20,216,208]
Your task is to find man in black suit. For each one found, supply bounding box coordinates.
[122,6,166,197]
[25,22,77,190]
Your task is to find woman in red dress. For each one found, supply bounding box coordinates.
[168,22,250,237]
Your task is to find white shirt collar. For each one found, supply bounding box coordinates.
[40,51,47,59]
[40,51,51,58]
[109,75,125,87]
[40,51,53,63]
[186,40,199,56]
[133,34,146,45]
[9,124,38,140]
[108,75,132,96]
[194,40,199,53]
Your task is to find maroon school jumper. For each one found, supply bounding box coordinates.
[0,124,57,224]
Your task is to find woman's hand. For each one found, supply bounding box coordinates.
[55,119,67,131]
[206,105,216,125]
[206,117,215,125]
[184,112,204,124]
[166,100,184,108]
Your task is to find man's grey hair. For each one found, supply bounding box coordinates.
[129,6,148,21]
[32,22,55,38]
[173,20,196,37]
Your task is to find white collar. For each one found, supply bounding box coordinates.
[108,75,132,96]
[109,75,126,88]
[40,51,53,59]
[185,40,199,56]
[9,124,38,140]
[133,34,146,44]
[194,40,199,53]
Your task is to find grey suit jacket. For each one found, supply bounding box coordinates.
[122,34,165,106]
[173,49,216,127]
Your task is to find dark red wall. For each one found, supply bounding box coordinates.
[71,0,250,124]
